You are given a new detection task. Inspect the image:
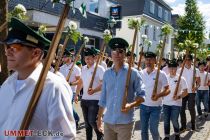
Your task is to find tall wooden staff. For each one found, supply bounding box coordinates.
[137,35,147,70]
[121,18,142,110]
[17,4,70,140]
[54,37,69,73]
[204,62,210,85]
[137,45,144,70]
[152,24,172,100]
[54,21,81,73]
[89,30,112,88]
[88,42,105,89]
[192,46,198,90]
[173,50,189,98]
[66,41,86,82]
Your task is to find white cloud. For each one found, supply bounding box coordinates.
[164,0,177,4]
[171,1,210,30]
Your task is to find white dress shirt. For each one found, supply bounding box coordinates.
[198,71,210,90]
[0,64,76,140]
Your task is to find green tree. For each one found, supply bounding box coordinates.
[0,0,9,85]
[176,0,205,51]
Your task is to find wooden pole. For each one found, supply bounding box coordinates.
[137,46,144,70]
[204,64,210,85]
[17,4,70,140]
[152,35,167,99]
[66,43,85,82]
[89,42,105,89]
[173,51,189,98]
[54,36,69,73]
[100,42,107,64]
[192,49,197,90]
[0,21,7,32]
[121,28,138,110]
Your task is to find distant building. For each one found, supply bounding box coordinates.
[9,0,116,50]
[113,0,173,59]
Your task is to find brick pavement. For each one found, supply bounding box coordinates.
[75,103,210,140]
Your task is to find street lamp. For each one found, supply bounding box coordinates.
[107,16,116,37]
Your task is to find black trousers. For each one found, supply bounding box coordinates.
[180,93,196,128]
[81,99,103,140]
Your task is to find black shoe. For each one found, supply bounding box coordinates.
[191,124,196,131]
[204,113,208,118]
[163,137,169,140]
[76,121,79,130]
[175,135,180,140]
[180,127,186,133]
[198,115,203,121]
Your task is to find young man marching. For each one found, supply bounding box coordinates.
[75,47,105,140]
[162,60,188,140]
[97,38,145,140]
[196,61,210,120]
[139,52,170,140]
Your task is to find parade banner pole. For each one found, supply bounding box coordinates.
[99,43,107,64]
[66,43,85,82]
[152,35,167,98]
[17,4,70,140]
[89,41,105,89]
[151,24,172,100]
[173,50,189,98]
[54,37,69,73]
[121,28,138,110]
[192,48,197,90]
[137,46,144,70]
[204,63,210,85]
[0,21,7,32]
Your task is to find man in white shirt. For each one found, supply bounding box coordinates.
[75,47,105,140]
[178,54,200,132]
[59,49,81,128]
[196,61,210,119]
[139,52,170,140]
[162,60,188,140]
[0,17,76,139]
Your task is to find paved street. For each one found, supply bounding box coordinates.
[75,102,210,140]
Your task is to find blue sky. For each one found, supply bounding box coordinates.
[164,0,210,31]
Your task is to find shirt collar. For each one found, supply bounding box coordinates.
[111,63,128,71]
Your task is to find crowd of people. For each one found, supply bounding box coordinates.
[0,17,210,140]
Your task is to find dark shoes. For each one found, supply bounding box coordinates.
[180,127,186,133]
[175,135,180,140]
[163,137,169,140]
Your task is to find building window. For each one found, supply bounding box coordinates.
[150,1,155,14]
[86,38,95,48]
[158,6,162,18]
[89,0,99,13]
[144,25,149,36]
[153,26,156,41]
[164,10,168,21]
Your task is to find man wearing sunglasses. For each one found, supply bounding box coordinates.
[97,38,145,140]
[0,18,76,139]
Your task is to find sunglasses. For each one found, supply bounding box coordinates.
[5,44,23,52]
[112,48,125,54]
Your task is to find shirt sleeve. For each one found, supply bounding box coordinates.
[134,71,145,98]
[98,72,107,108]
[181,77,188,90]
[47,81,76,139]
[161,71,169,88]
[75,66,81,77]
[195,68,199,77]
[98,67,105,81]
